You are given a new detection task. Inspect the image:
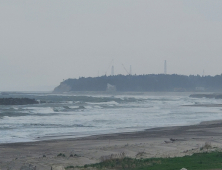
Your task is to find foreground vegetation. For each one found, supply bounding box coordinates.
[66,151,222,170]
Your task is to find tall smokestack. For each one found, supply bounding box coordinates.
[164,60,167,74]
[111,66,114,76]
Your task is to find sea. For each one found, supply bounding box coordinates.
[0,92,222,144]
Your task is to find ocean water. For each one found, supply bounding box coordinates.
[0,92,222,143]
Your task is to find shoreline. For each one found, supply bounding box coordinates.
[0,116,219,145]
[0,120,213,146]
[1,119,222,169]
[0,118,217,146]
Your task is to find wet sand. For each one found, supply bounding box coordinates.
[1,120,222,170]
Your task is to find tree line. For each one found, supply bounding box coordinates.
[54,74,222,92]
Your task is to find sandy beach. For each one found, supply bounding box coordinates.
[1,120,222,170]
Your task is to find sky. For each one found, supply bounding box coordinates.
[1,0,222,91]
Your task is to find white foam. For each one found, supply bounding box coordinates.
[1,94,222,143]
[86,101,119,105]
[24,107,54,114]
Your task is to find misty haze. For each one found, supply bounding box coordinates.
[0,0,222,91]
[1,1,222,170]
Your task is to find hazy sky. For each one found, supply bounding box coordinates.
[1,0,222,91]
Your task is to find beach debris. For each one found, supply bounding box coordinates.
[51,165,65,170]
[124,143,129,147]
[165,138,185,143]
[200,142,212,151]
[69,153,79,157]
[170,138,186,142]
[136,151,146,158]
[20,164,36,170]
[57,153,66,157]
[170,138,177,142]
[180,168,187,170]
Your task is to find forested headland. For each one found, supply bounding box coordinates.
[53,74,222,93]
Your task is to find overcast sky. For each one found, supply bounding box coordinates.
[1,0,222,91]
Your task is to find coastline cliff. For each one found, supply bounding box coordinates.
[53,74,222,93]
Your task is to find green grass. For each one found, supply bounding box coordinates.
[66,152,222,170]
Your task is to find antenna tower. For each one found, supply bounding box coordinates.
[164,60,167,74]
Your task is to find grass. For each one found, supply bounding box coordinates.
[66,151,222,170]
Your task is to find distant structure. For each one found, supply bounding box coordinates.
[106,83,116,92]
[105,59,114,76]
[111,66,114,76]
[130,65,132,75]
[164,60,167,74]
[122,64,130,75]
